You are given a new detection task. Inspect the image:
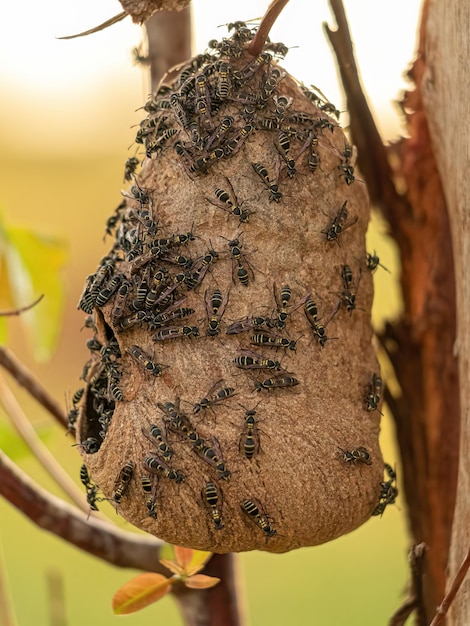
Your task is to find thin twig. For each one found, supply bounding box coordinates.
[323,0,411,225]
[0,371,89,514]
[388,543,427,626]
[410,543,428,625]
[0,540,17,626]
[429,548,470,626]
[0,450,166,572]
[0,347,68,429]
[0,294,44,316]
[247,0,291,56]
[56,11,127,40]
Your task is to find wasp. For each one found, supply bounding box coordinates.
[206,179,252,224]
[365,373,383,414]
[74,437,100,455]
[78,274,97,314]
[254,374,300,392]
[198,436,231,481]
[252,162,282,202]
[304,298,336,348]
[276,130,296,177]
[234,349,284,372]
[223,236,255,287]
[202,481,224,530]
[366,251,390,273]
[264,41,289,58]
[258,66,285,108]
[152,325,199,342]
[169,93,190,129]
[141,474,158,519]
[240,404,261,459]
[273,284,310,330]
[127,345,164,377]
[149,297,194,328]
[165,408,206,452]
[250,331,298,351]
[226,315,274,335]
[123,157,140,182]
[143,454,184,483]
[186,248,219,290]
[193,379,236,414]
[222,124,254,158]
[241,498,277,537]
[95,274,123,308]
[372,463,398,516]
[322,201,358,244]
[308,135,320,172]
[338,446,372,465]
[108,379,124,402]
[332,265,361,316]
[337,142,355,184]
[111,280,132,324]
[112,461,135,506]
[142,423,173,461]
[205,288,229,337]
[117,310,146,331]
[80,464,104,512]
[205,116,234,151]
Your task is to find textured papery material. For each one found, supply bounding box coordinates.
[75,25,385,554]
[119,0,190,24]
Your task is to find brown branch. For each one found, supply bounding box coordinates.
[0,372,90,514]
[388,542,427,626]
[0,293,44,316]
[0,347,68,429]
[0,450,166,572]
[247,0,291,57]
[323,0,411,227]
[173,554,244,626]
[429,548,470,626]
[145,6,192,92]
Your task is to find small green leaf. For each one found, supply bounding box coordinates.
[112,573,172,615]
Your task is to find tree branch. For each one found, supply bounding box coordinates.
[323,0,411,226]
[145,6,192,92]
[0,347,68,429]
[324,0,459,614]
[0,449,166,572]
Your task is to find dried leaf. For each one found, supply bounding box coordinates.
[184,574,221,590]
[112,573,172,615]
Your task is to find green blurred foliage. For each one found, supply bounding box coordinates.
[0,207,67,361]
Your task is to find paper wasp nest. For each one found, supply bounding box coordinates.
[74,24,388,553]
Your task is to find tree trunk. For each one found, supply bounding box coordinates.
[422,0,470,623]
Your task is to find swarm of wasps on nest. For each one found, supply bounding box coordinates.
[71,21,394,553]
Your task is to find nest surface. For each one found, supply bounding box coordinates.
[74,25,387,553]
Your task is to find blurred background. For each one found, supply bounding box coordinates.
[0,0,421,623]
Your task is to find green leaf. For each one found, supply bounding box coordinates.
[0,210,68,361]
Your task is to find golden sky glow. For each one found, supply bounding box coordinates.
[0,0,422,155]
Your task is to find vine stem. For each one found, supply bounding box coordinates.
[247,0,291,56]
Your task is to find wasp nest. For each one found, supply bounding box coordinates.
[73,24,391,554]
